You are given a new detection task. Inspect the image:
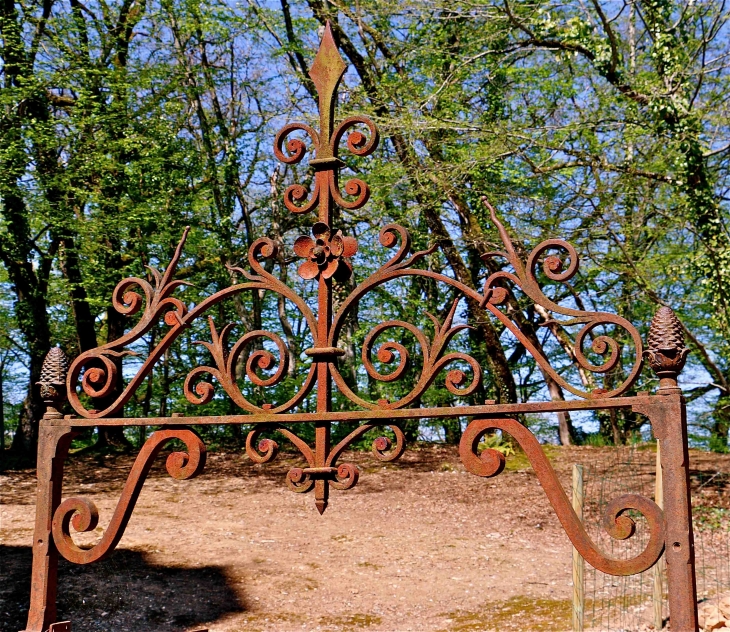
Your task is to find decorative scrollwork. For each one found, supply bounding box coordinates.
[52,428,206,564]
[66,229,192,418]
[332,298,481,410]
[328,202,643,404]
[243,422,406,500]
[479,198,643,398]
[459,418,664,576]
[67,228,320,419]
[183,317,312,414]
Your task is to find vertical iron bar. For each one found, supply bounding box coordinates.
[315,274,332,514]
[311,29,338,514]
[654,442,665,630]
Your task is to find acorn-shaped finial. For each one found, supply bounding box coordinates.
[37,346,69,417]
[644,307,689,391]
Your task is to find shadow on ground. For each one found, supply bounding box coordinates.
[0,545,246,632]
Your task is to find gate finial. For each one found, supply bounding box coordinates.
[309,21,346,152]
[37,346,69,418]
[645,306,689,392]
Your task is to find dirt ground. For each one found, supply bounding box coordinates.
[1,444,728,632]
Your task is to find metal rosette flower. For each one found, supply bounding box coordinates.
[294,222,358,281]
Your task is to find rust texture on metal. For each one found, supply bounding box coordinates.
[23,22,698,632]
[37,347,69,417]
[645,306,690,392]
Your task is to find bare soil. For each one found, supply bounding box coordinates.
[1,445,728,632]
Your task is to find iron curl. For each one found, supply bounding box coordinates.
[371,425,406,462]
[273,122,320,164]
[112,277,152,316]
[459,417,664,576]
[183,367,217,405]
[330,115,379,158]
[574,322,621,374]
[185,318,296,413]
[245,426,280,464]
[330,173,370,210]
[286,468,315,493]
[526,238,580,284]
[52,428,206,565]
[362,320,425,385]
[79,354,119,400]
[331,463,360,490]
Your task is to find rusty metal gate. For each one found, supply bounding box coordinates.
[23,24,698,632]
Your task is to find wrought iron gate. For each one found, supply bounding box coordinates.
[23,24,698,632]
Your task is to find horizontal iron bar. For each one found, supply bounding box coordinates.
[55,395,661,426]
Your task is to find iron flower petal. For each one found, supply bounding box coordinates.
[294,236,316,258]
[312,221,331,241]
[341,236,358,258]
[298,260,320,280]
[329,232,345,257]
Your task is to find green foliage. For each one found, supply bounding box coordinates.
[478,433,516,457]
[1,0,729,457]
[583,433,611,448]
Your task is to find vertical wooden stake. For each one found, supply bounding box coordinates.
[572,463,584,632]
[653,443,665,630]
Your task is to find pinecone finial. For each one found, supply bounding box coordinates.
[37,346,69,417]
[644,306,689,392]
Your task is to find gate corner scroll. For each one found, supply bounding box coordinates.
[24,22,699,632]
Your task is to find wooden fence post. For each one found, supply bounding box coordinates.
[573,463,585,632]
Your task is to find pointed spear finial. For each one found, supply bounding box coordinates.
[645,306,689,392]
[309,21,346,154]
[273,21,378,222]
[37,346,69,418]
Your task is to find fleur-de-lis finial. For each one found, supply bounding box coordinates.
[273,21,379,225]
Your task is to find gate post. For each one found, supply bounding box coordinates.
[652,394,697,632]
[24,347,75,632]
[634,306,697,631]
[23,422,76,632]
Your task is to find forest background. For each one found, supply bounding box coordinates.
[1,0,729,463]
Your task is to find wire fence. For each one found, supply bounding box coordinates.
[577,446,730,631]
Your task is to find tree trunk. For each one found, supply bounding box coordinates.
[609,409,622,446]
[443,418,462,444]
[0,359,5,451]
[58,235,98,354]
[546,377,574,446]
